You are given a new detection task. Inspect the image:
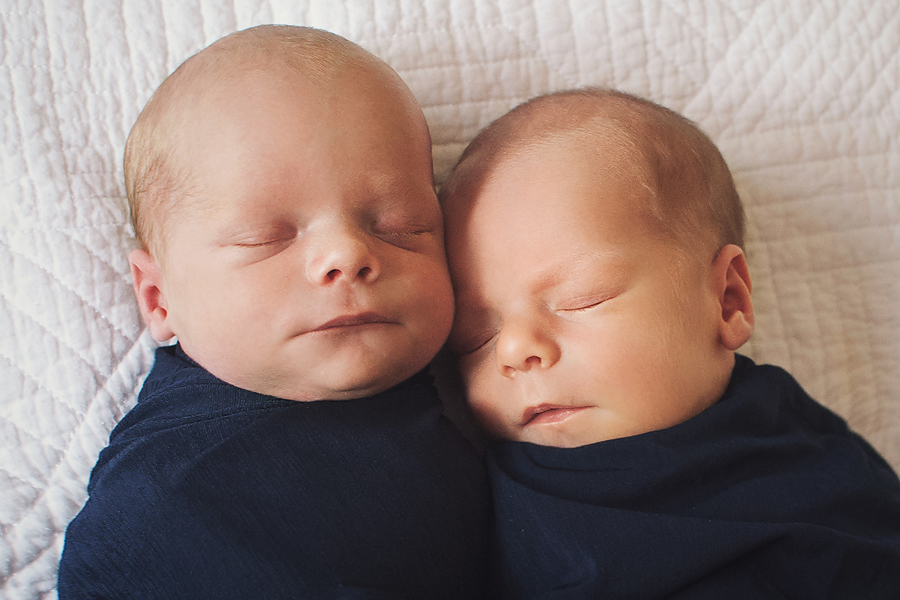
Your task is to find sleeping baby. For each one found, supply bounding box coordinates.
[439,87,900,599]
[58,25,489,599]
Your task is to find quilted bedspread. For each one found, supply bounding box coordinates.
[2,0,899,597]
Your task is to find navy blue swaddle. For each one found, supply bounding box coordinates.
[59,345,490,599]
[487,355,900,599]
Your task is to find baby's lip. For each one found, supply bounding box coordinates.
[311,311,395,332]
[522,404,590,426]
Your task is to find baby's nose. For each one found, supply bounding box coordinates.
[306,225,381,286]
[495,315,561,377]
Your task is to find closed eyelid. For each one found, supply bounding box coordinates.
[232,236,293,247]
[448,308,498,356]
[373,183,441,221]
[373,205,441,235]
[449,331,497,357]
[555,293,614,312]
[221,220,299,245]
[371,210,442,252]
[374,223,435,236]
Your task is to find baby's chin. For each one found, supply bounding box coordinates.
[237,356,433,402]
[227,372,400,403]
[186,323,448,401]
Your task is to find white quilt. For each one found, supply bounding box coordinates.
[2,0,899,597]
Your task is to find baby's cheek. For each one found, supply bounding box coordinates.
[468,399,508,439]
[457,355,491,402]
[464,370,514,438]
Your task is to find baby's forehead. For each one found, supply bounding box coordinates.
[160,31,396,120]
[162,56,400,166]
[446,136,686,252]
[456,129,653,211]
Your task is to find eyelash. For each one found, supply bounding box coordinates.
[455,336,494,357]
[559,299,605,313]
[235,237,292,248]
[380,229,429,238]
[454,296,611,355]
[556,289,620,313]
[374,225,434,251]
[374,218,433,235]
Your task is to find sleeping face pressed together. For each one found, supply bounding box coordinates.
[127,26,454,403]
[440,89,755,448]
[126,26,754,444]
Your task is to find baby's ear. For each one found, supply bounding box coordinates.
[129,249,176,342]
[711,244,754,351]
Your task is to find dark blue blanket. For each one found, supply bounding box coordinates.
[59,345,490,599]
[488,355,900,599]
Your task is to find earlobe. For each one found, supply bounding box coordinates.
[712,244,754,351]
[129,249,176,342]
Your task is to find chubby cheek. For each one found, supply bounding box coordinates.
[176,274,267,357]
[196,284,254,333]
[468,394,516,440]
[404,256,455,342]
[460,356,518,440]
[423,275,455,340]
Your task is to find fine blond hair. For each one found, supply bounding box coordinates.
[440,88,744,256]
[124,25,387,257]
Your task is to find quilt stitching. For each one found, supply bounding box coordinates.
[0,235,136,344]
[3,2,899,597]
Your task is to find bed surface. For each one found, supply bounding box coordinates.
[2,0,899,597]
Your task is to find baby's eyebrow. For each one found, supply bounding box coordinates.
[532,249,629,292]
[213,217,297,244]
[366,170,425,194]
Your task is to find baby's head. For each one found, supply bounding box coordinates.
[440,88,754,447]
[127,25,454,401]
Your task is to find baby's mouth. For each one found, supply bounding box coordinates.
[522,404,590,426]
[312,312,395,332]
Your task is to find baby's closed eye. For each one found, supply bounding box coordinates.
[554,294,612,312]
[223,223,299,263]
[371,206,441,249]
[233,235,294,248]
[449,330,497,357]
[223,219,298,245]
[448,309,498,356]
[551,279,627,313]
[373,220,435,237]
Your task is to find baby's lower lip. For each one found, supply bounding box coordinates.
[524,406,589,426]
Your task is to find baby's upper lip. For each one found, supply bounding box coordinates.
[312,311,395,332]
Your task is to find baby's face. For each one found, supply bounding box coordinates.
[157,69,453,401]
[445,140,729,447]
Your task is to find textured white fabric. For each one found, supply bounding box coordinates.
[2,1,898,596]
